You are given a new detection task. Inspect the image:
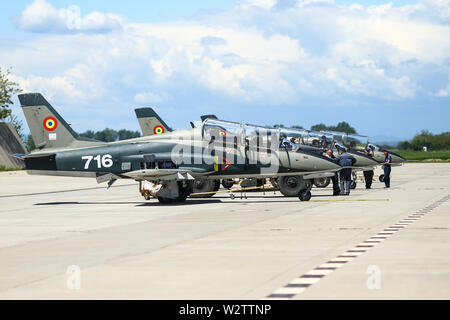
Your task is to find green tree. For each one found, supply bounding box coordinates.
[0,67,22,120]
[7,113,25,141]
[332,121,356,134]
[26,134,35,152]
[118,129,141,140]
[310,123,327,131]
[397,140,411,150]
[78,130,96,139]
[79,128,141,142]
[410,130,450,151]
[310,122,357,134]
[94,128,119,142]
[1,67,24,140]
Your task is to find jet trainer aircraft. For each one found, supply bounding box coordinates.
[134,108,382,194]
[15,93,341,203]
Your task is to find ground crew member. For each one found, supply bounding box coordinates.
[334,147,356,195]
[326,149,340,196]
[383,151,392,188]
[363,148,374,189]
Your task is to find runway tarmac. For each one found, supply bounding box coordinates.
[0,163,449,299]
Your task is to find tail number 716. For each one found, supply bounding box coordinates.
[81,155,113,169]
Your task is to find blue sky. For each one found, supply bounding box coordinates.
[1,0,448,142]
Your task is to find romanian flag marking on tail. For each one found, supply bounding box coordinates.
[153,125,165,134]
[43,116,58,131]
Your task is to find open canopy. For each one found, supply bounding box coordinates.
[201,118,280,150]
[321,131,369,151]
[280,128,334,150]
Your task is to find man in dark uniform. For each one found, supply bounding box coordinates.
[334,147,356,195]
[383,151,392,188]
[363,148,374,189]
[326,149,340,196]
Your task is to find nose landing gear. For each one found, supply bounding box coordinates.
[298,179,313,201]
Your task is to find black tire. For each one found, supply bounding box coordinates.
[157,196,174,204]
[379,174,385,182]
[175,181,191,202]
[279,176,306,197]
[313,177,330,188]
[299,190,312,201]
[191,179,217,198]
[350,181,357,189]
[222,179,234,189]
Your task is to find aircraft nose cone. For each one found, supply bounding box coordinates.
[295,151,341,172]
[358,155,380,166]
[390,151,406,163]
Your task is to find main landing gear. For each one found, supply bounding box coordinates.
[157,181,193,204]
[140,180,193,204]
[278,176,312,201]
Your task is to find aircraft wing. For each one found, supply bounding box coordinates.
[122,167,211,181]
[11,152,56,160]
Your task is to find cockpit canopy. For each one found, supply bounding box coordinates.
[201,119,280,150]
[322,131,369,151]
[280,128,334,149]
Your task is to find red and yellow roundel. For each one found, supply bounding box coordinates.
[43,116,58,131]
[219,130,226,136]
[153,125,165,135]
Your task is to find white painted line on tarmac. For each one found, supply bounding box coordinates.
[265,194,450,300]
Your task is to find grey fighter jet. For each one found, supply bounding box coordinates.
[14,93,341,203]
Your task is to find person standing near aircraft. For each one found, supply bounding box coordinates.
[363,148,374,189]
[383,151,392,188]
[334,147,356,195]
[326,149,340,196]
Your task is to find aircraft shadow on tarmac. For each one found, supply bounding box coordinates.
[34,201,144,206]
[33,192,375,207]
[33,199,222,206]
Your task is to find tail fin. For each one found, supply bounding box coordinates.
[134,107,172,136]
[200,114,218,122]
[18,93,99,150]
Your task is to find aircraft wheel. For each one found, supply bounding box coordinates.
[157,196,174,204]
[350,181,357,189]
[279,176,306,197]
[299,189,312,201]
[313,177,330,188]
[222,179,234,189]
[191,179,217,198]
[213,180,221,191]
[379,174,385,182]
[144,195,151,200]
[175,181,192,202]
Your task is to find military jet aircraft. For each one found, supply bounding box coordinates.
[15,93,341,203]
[134,109,380,194]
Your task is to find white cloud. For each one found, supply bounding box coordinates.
[3,0,449,122]
[14,0,124,34]
[134,92,169,104]
[436,83,450,97]
[238,0,278,10]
